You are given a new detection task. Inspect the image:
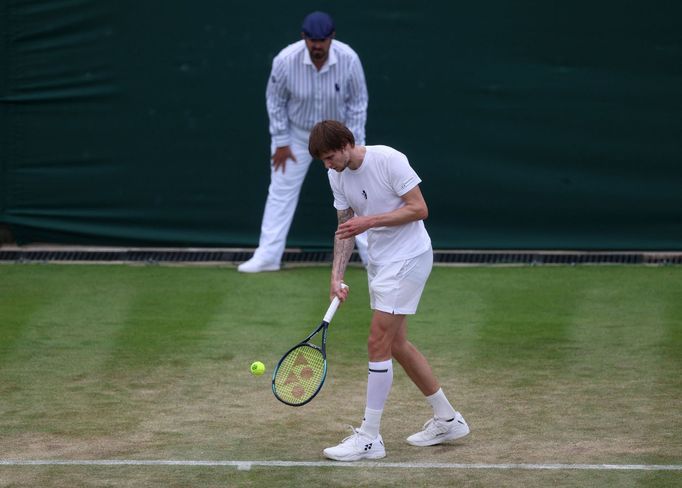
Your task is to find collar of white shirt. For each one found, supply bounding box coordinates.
[303,42,338,74]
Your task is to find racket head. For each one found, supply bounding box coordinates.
[272,343,327,406]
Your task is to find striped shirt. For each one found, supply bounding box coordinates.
[266,39,368,147]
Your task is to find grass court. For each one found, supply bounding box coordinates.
[0,263,681,487]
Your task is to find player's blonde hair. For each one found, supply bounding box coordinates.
[308,120,355,159]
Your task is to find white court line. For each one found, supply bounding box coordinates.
[0,459,680,471]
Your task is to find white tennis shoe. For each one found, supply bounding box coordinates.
[323,427,386,461]
[237,257,280,273]
[406,411,470,447]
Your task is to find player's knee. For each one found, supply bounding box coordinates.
[367,333,391,359]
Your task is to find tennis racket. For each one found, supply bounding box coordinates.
[272,284,348,407]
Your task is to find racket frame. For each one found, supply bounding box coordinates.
[271,320,330,406]
[271,285,347,407]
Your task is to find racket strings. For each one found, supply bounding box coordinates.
[273,345,325,404]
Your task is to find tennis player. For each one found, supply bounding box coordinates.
[308,120,470,461]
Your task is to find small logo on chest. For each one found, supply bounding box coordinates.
[362,190,367,200]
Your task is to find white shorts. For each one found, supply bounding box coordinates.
[367,250,433,315]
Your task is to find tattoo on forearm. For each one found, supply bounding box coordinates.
[337,208,353,225]
[332,209,355,282]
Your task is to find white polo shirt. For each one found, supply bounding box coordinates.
[328,145,432,265]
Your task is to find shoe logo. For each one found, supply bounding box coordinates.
[364,443,372,451]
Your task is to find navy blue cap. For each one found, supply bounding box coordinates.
[302,11,335,40]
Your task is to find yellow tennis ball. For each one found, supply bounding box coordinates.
[250,361,265,376]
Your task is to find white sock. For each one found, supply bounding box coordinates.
[366,359,393,410]
[426,388,457,420]
[360,407,383,439]
[360,359,393,438]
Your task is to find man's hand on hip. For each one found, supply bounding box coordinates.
[271,146,296,173]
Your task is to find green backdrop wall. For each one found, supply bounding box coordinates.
[1,1,681,249]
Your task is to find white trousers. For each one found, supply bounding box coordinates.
[253,126,368,265]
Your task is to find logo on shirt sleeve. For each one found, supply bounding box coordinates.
[399,176,416,191]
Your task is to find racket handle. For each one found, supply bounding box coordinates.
[324,283,348,323]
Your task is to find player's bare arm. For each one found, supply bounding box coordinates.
[335,186,428,240]
[331,208,355,301]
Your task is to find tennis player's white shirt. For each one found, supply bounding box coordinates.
[266,39,368,146]
[328,145,432,265]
